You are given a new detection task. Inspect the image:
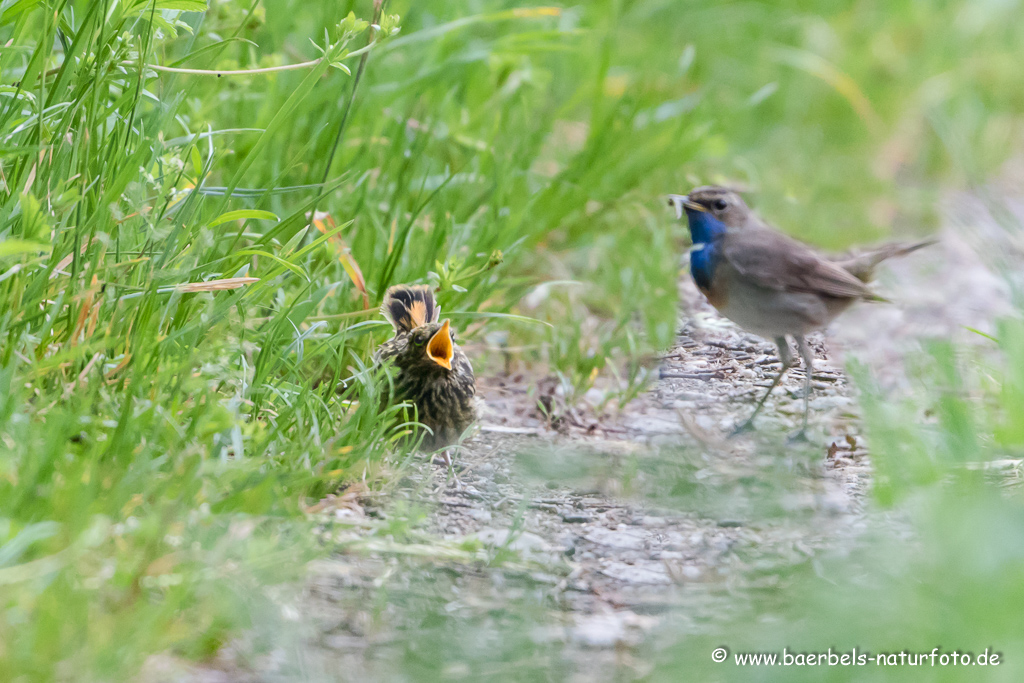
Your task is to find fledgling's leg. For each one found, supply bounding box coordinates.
[431,448,464,490]
[731,336,794,437]
[789,335,816,442]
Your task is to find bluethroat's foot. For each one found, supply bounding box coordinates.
[728,419,756,439]
[786,429,810,444]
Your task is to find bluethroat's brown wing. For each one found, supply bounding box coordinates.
[722,228,873,300]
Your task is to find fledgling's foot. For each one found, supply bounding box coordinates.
[431,449,464,490]
[431,449,454,467]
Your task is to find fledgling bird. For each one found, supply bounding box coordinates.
[375,284,476,458]
[668,186,933,438]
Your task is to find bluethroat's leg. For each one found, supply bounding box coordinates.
[789,335,816,442]
[731,336,794,437]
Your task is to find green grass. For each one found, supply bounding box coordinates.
[3,0,1024,680]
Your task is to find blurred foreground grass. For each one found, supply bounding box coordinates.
[3,0,1024,679]
[653,327,1024,682]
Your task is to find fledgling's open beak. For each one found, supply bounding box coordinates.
[427,319,454,370]
[667,194,706,219]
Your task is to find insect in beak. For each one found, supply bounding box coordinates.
[667,194,707,219]
[427,319,454,370]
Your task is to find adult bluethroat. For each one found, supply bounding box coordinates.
[375,285,476,456]
[668,186,932,438]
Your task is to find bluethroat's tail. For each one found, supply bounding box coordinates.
[834,238,937,283]
[381,284,440,333]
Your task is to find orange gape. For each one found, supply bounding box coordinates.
[427,320,453,370]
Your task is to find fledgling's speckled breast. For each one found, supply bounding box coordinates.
[379,336,476,450]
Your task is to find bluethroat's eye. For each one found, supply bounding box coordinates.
[713,199,728,211]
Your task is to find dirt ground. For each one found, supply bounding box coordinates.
[142,197,1020,682]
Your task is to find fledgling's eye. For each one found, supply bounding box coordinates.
[713,199,728,211]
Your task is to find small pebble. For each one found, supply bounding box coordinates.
[466,508,492,522]
[561,512,592,524]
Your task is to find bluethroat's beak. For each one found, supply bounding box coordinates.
[667,194,706,220]
[427,319,453,370]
